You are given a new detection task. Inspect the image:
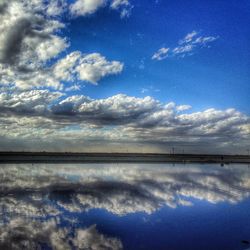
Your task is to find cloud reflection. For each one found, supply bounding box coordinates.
[1,164,250,216]
[0,218,122,250]
[0,163,250,249]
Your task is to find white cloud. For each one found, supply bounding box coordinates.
[172,44,194,55]
[75,53,124,84]
[152,47,169,61]
[70,0,106,17]
[46,0,67,16]
[0,1,125,90]
[53,52,124,85]
[110,0,133,18]
[179,31,198,44]
[0,0,68,89]
[65,84,81,92]
[0,1,67,64]
[153,31,218,60]
[193,36,218,45]
[173,31,218,56]
[70,0,133,18]
[140,86,160,94]
[53,52,82,82]
[0,89,62,113]
[36,35,68,62]
[76,94,158,116]
[176,105,192,112]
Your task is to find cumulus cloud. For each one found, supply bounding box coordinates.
[70,0,133,18]
[53,52,124,85]
[53,52,82,82]
[0,90,63,114]
[176,105,192,112]
[152,31,218,60]
[0,90,249,153]
[0,0,67,89]
[46,0,67,16]
[75,53,124,84]
[70,0,106,16]
[0,0,124,90]
[50,94,161,127]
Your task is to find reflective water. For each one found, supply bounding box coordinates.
[0,163,250,250]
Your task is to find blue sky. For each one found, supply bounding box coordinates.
[0,0,249,153]
[65,0,250,112]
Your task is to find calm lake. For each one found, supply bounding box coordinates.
[0,163,250,250]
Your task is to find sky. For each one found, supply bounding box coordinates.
[0,0,249,153]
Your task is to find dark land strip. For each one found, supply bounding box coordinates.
[0,152,250,164]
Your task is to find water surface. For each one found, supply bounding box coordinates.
[0,163,250,250]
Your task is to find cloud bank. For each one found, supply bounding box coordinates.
[0,90,249,153]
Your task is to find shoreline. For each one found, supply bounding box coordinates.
[0,152,249,164]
